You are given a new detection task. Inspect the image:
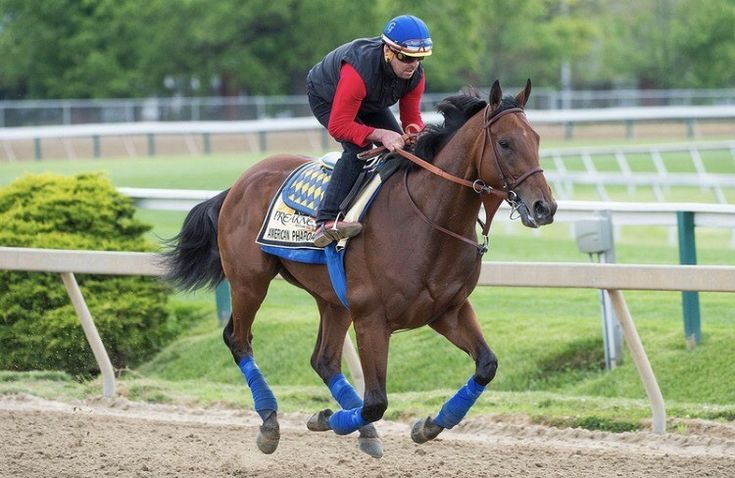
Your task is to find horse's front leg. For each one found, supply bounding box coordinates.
[310,313,391,439]
[412,300,498,444]
[306,300,383,458]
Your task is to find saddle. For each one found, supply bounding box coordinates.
[256,152,401,307]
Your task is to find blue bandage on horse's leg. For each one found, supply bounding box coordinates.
[328,373,363,410]
[328,406,368,435]
[238,356,278,421]
[433,376,486,429]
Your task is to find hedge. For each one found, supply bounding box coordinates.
[0,172,186,376]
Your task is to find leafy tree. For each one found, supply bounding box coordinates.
[0,0,733,98]
[0,0,151,98]
[670,0,735,88]
[593,0,735,89]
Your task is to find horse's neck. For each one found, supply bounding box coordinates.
[406,116,485,236]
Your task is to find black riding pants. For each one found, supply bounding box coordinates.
[307,92,401,223]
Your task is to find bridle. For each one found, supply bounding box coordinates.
[480,106,544,195]
[389,105,543,255]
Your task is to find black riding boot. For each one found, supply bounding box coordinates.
[313,146,367,247]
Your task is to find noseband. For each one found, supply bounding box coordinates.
[394,105,544,254]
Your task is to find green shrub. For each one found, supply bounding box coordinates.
[0,172,178,376]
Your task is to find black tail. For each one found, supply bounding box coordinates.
[162,189,230,291]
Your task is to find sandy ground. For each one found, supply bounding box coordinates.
[1,394,734,478]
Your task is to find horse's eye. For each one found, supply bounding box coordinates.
[498,139,510,149]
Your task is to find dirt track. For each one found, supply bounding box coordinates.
[1,395,734,478]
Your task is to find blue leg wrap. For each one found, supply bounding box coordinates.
[238,356,278,421]
[328,373,363,410]
[433,377,485,429]
[328,406,368,435]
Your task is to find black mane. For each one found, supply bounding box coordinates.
[412,92,520,164]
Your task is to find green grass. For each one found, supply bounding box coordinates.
[0,153,264,190]
[2,147,735,433]
[2,283,734,432]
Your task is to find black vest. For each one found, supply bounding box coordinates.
[307,37,424,113]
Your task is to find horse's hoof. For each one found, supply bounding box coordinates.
[256,422,280,454]
[411,415,444,444]
[306,409,333,432]
[358,437,383,458]
[358,424,383,458]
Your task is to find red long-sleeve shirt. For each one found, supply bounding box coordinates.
[327,63,425,147]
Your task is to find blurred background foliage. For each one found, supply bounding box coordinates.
[0,0,733,99]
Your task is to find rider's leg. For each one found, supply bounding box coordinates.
[308,101,404,246]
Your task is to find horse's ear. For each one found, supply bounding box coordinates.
[489,80,502,110]
[515,79,532,108]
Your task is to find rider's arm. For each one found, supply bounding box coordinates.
[328,63,406,151]
[398,75,426,133]
[327,63,375,146]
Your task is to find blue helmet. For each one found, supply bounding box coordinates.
[381,15,432,57]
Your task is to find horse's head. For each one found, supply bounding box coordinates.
[479,79,557,228]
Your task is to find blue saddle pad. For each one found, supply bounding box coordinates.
[255,154,401,309]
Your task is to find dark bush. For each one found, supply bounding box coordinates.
[0,172,178,376]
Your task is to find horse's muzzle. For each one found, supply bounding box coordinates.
[533,199,556,226]
[518,198,556,228]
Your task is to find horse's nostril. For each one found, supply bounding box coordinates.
[533,201,550,219]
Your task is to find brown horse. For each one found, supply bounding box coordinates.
[164,80,556,458]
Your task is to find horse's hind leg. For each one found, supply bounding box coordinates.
[412,301,497,444]
[306,300,383,458]
[222,268,281,454]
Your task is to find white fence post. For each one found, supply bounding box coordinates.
[607,289,666,434]
[60,272,116,398]
[3,247,735,429]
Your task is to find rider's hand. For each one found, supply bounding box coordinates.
[370,129,405,152]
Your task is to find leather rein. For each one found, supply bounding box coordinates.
[360,106,543,255]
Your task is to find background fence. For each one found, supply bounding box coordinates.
[3,245,734,433]
[2,88,735,127]
[1,107,734,161]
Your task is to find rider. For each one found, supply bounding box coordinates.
[306,14,433,247]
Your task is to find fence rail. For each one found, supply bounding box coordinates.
[2,106,733,140]
[3,245,735,433]
[541,141,735,203]
[2,88,735,127]
[1,107,734,161]
[117,187,735,229]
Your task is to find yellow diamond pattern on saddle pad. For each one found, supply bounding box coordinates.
[282,161,332,216]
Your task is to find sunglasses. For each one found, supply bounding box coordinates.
[390,48,423,64]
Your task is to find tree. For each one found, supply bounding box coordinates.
[594,0,735,89]
[1,0,733,98]
[670,0,735,88]
[0,0,154,98]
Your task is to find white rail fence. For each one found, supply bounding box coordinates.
[2,88,734,126]
[119,187,735,245]
[541,141,735,203]
[1,106,733,160]
[119,187,735,249]
[2,246,735,434]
